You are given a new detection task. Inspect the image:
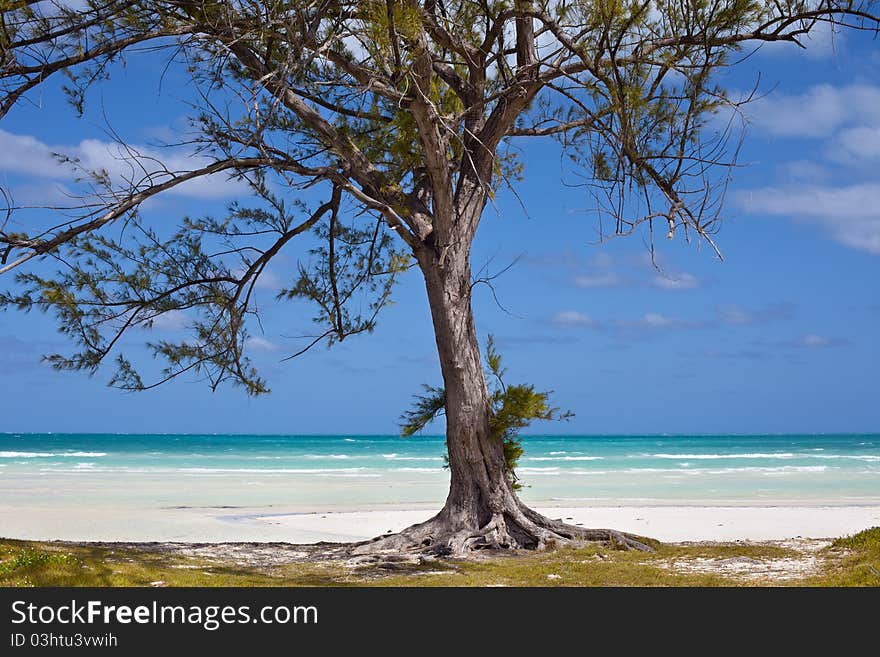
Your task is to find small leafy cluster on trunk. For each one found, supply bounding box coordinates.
[400,335,572,490]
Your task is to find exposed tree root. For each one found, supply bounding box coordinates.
[349,503,654,558]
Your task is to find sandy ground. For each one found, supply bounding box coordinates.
[2,502,879,543]
[243,505,880,543]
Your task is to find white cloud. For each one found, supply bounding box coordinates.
[755,20,845,60]
[589,252,615,269]
[799,334,829,348]
[652,272,699,290]
[574,272,625,288]
[3,182,75,206]
[232,267,283,291]
[776,160,831,184]
[640,313,676,328]
[833,126,880,163]
[550,306,718,340]
[735,183,880,255]
[718,302,794,326]
[145,310,188,331]
[0,129,248,200]
[254,269,282,291]
[0,131,55,177]
[718,305,751,325]
[794,334,849,349]
[613,313,705,334]
[570,251,629,288]
[551,310,597,328]
[731,80,880,255]
[559,251,698,291]
[745,84,880,139]
[245,336,279,352]
[753,334,851,350]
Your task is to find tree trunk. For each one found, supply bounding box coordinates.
[352,209,652,556]
[419,232,519,547]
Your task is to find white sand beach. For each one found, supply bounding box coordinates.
[249,504,880,543]
[2,502,878,544]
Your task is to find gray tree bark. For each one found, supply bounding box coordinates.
[353,197,652,556]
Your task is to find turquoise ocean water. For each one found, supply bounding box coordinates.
[1,433,878,506]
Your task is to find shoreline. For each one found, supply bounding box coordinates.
[3,502,878,544]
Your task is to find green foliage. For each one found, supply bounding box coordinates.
[279,208,410,347]
[812,526,880,586]
[0,179,405,394]
[484,336,573,489]
[830,526,880,552]
[401,335,572,489]
[2,0,875,397]
[400,384,446,438]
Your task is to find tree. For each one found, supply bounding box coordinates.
[0,1,876,555]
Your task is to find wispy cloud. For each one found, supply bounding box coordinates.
[735,183,880,254]
[495,334,580,346]
[550,310,707,339]
[833,125,880,164]
[0,129,249,200]
[245,336,279,352]
[551,310,598,328]
[142,310,189,331]
[717,302,795,326]
[775,160,831,184]
[732,81,880,255]
[754,21,845,60]
[792,334,850,349]
[231,267,284,292]
[550,300,794,342]
[753,334,851,350]
[681,348,769,361]
[0,335,56,374]
[531,250,700,291]
[574,271,626,288]
[652,272,700,290]
[744,84,880,139]
[612,313,708,335]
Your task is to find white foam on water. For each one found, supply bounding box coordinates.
[322,473,382,478]
[644,452,880,462]
[525,456,604,461]
[0,451,107,458]
[514,465,838,477]
[381,456,443,461]
[519,467,562,475]
[804,454,880,461]
[650,453,797,459]
[755,466,829,475]
[176,467,369,474]
[624,465,831,475]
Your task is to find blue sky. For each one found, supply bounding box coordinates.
[1,24,878,435]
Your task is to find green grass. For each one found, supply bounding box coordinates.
[0,541,341,587]
[1,528,878,587]
[804,527,880,587]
